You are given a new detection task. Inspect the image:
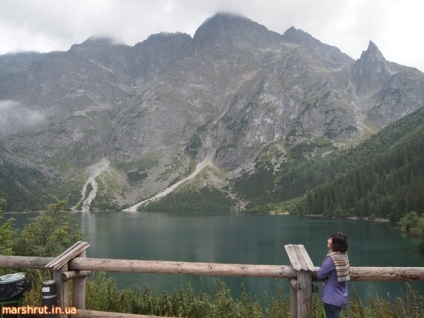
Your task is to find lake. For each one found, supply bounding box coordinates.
[11,211,424,301]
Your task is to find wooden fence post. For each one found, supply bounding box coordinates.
[72,250,89,309]
[285,244,315,318]
[46,241,91,317]
[52,264,68,318]
[289,278,299,318]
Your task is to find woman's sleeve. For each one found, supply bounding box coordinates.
[317,257,335,280]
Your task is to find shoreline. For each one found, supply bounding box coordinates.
[268,210,391,223]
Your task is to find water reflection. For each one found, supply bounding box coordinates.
[77,212,424,301]
[9,211,424,300]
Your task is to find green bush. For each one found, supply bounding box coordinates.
[0,197,14,255]
[12,201,83,257]
[83,274,424,318]
[0,199,83,306]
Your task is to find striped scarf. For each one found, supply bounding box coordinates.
[328,251,350,282]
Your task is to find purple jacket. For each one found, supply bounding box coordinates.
[317,256,349,307]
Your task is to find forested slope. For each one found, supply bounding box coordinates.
[272,106,424,221]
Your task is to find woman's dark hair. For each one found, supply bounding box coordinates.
[330,232,348,253]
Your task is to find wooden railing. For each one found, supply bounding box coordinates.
[1,242,424,318]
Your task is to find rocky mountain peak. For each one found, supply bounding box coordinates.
[282,26,351,64]
[132,32,193,82]
[352,40,389,95]
[68,36,122,52]
[136,32,192,47]
[194,12,256,34]
[134,32,192,55]
[192,12,281,49]
[361,41,386,62]
[282,26,314,44]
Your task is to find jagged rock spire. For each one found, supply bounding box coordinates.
[360,41,386,62]
[352,41,388,95]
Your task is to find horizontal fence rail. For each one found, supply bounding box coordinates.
[1,254,424,318]
[1,255,424,282]
[69,258,297,278]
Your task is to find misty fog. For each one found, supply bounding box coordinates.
[0,100,47,138]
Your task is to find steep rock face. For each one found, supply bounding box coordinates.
[132,32,194,83]
[0,12,424,211]
[352,41,424,127]
[282,26,352,66]
[352,41,391,95]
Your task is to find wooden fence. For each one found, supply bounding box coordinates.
[0,241,424,318]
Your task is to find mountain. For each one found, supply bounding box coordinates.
[0,13,423,212]
[280,105,424,221]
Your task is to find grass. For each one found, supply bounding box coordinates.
[18,271,424,318]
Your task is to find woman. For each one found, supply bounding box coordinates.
[317,232,350,318]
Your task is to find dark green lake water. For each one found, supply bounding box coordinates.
[11,211,424,301]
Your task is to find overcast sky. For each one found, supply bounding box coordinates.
[1,0,423,71]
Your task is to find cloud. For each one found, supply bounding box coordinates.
[0,100,47,138]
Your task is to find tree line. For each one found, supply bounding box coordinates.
[236,106,424,224]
